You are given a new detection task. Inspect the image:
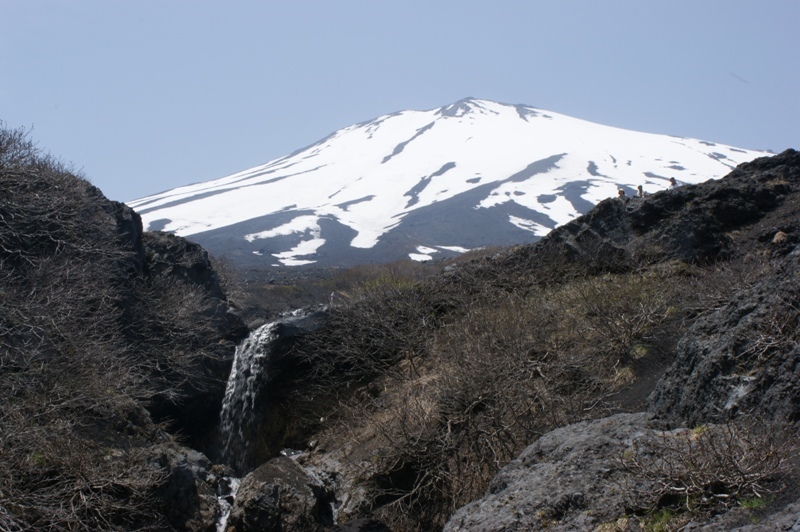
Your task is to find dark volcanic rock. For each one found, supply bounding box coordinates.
[444,413,656,531]
[497,149,800,278]
[227,456,335,531]
[679,496,800,530]
[141,230,248,447]
[95,187,148,275]
[330,518,392,531]
[643,151,800,428]
[649,247,800,427]
[148,443,221,532]
[144,230,227,300]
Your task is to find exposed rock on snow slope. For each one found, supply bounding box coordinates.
[129,98,769,268]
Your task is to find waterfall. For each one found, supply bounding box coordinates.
[215,476,241,532]
[218,307,327,474]
[216,308,329,527]
[219,321,280,472]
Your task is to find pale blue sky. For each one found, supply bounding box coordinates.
[2,1,797,202]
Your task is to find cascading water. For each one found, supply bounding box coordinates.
[215,309,328,530]
[219,321,280,473]
[214,322,280,531]
[215,477,241,532]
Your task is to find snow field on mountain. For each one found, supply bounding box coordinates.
[128,99,769,265]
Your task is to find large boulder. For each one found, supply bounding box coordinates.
[444,413,655,531]
[226,456,335,531]
[148,443,224,532]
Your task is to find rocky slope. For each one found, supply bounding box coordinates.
[443,149,800,530]
[0,126,246,530]
[218,150,800,531]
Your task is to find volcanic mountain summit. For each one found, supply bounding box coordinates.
[129,98,769,268]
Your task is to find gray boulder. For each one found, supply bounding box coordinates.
[227,456,335,531]
[678,497,800,530]
[649,247,800,427]
[444,413,655,531]
[149,443,221,532]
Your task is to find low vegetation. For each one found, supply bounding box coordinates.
[0,124,236,530]
[283,243,776,529]
[621,420,796,525]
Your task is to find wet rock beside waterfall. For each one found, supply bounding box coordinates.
[227,456,335,531]
[147,443,221,531]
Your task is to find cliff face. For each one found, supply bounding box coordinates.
[0,127,246,531]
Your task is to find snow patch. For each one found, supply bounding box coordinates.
[437,245,471,253]
[244,215,321,242]
[509,215,552,236]
[409,245,440,262]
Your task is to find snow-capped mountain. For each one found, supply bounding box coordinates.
[129,98,770,268]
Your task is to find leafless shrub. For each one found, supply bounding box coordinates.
[0,413,168,531]
[291,256,697,529]
[620,420,797,518]
[317,270,685,527]
[0,123,231,529]
[297,272,440,392]
[731,299,799,372]
[0,122,75,174]
[325,259,438,300]
[209,253,246,305]
[573,272,675,361]
[684,253,774,315]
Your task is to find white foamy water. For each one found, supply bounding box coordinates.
[219,322,280,472]
[215,476,241,532]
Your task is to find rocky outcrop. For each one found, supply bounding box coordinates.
[148,443,224,532]
[93,185,148,276]
[494,149,800,279]
[226,456,335,531]
[141,231,248,444]
[444,410,799,531]
[144,230,226,299]
[643,153,800,430]
[649,247,800,427]
[444,413,656,531]
[0,129,249,530]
